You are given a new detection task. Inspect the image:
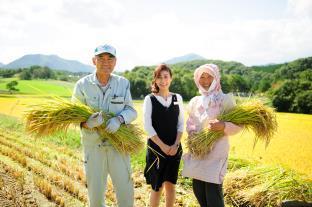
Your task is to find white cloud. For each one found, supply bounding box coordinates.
[0,0,311,70]
[287,0,312,18]
[60,0,125,28]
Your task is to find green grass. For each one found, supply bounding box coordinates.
[0,78,74,96]
[0,113,24,131]
[0,113,81,150]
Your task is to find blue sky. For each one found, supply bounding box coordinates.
[0,0,311,71]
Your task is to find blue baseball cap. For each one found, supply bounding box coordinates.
[94,44,116,57]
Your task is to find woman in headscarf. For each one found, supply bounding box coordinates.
[182,63,242,207]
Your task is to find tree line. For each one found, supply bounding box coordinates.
[0,65,88,82]
[123,57,312,114]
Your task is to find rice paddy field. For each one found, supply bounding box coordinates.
[0,78,74,96]
[0,82,311,206]
[1,95,311,178]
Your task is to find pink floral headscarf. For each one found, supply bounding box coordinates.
[194,64,223,108]
[194,63,221,96]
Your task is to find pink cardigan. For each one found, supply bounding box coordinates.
[182,93,242,184]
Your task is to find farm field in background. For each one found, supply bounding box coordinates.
[0,78,74,96]
[0,95,311,179]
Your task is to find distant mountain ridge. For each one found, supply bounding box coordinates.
[0,62,4,67]
[164,53,206,64]
[1,54,94,72]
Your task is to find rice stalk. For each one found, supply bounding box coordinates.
[224,165,312,207]
[187,99,278,158]
[24,97,144,155]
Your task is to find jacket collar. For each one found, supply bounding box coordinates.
[90,72,115,85]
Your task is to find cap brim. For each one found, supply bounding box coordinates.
[94,51,116,56]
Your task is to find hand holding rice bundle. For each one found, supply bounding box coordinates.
[187,99,278,158]
[24,97,144,155]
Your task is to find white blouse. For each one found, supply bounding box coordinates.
[143,93,184,138]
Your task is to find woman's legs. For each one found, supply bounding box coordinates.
[150,186,163,207]
[164,181,176,207]
[205,182,224,207]
[150,181,176,207]
[192,179,224,207]
[192,179,208,207]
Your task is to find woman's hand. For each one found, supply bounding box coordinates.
[160,144,171,155]
[188,130,196,136]
[207,119,225,131]
[168,144,179,156]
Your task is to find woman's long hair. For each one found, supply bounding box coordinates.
[151,64,172,93]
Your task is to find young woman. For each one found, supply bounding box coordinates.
[182,64,242,207]
[143,64,184,207]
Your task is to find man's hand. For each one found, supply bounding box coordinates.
[85,111,104,129]
[105,117,121,133]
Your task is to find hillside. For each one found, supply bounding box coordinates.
[2,54,94,72]
[164,53,206,64]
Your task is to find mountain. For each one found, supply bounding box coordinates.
[2,54,94,72]
[164,53,206,64]
[0,62,4,67]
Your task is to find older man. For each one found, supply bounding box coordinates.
[72,44,137,207]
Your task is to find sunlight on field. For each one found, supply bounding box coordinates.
[0,97,311,179]
[0,95,51,118]
[229,112,312,178]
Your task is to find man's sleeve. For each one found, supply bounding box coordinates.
[118,80,137,124]
[71,82,86,104]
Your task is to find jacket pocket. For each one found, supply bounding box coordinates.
[109,96,125,114]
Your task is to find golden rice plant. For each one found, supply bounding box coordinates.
[0,160,25,182]
[34,177,66,206]
[0,134,87,185]
[24,97,144,155]
[187,100,278,158]
[224,165,312,207]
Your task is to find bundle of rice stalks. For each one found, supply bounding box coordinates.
[224,165,312,207]
[187,100,278,158]
[24,97,144,155]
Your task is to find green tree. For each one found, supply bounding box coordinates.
[221,75,231,93]
[292,90,312,114]
[20,70,32,80]
[130,78,149,98]
[272,80,312,113]
[299,69,312,81]
[258,79,271,92]
[0,69,18,78]
[6,80,19,94]
[228,74,250,92]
